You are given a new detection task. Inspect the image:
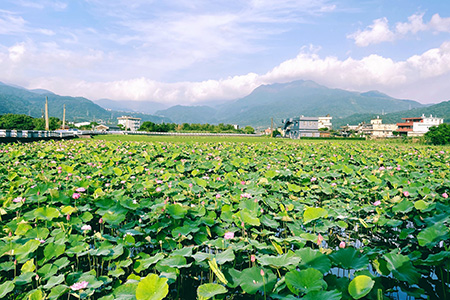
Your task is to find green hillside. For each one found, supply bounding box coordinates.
[155,105,218,124]
[334,100,450,129]
[0,82,171,124]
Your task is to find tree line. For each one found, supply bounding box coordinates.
[139,121,255,134]
[0,114,62,130]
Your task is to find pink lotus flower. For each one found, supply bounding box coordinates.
[311,177,317,182]
[72,193,80,200]
[260,269,265,276]
[443,193,448,199]
[189,183,193,188]
[403,191,410,197]
[240,193,252,198]
[224,232,234,240]
[339,241,346,248]
[373,200,381,206]
[76,187,86,192]
[251,255,256,262]
[99,218,103,224]
[81,225,91,231]
[156,187,161,192]
[216,194,221,199]
[317,233,323,245]
[13,197,24,203]
[70,281,89,291]
[66,214,71,221]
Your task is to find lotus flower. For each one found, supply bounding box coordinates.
[72,193,80,200]
[75,187,86,192]
[70,281,88,291]
[339,241,346,248]
[81,225,92,231]
[403,191,410,197]
[443,193,448,199]
[224,231,234,239]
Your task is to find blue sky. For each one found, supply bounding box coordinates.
[1,0,450,105]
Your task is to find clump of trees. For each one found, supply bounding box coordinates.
[139,121,255,134]
[425,123,450,145]
[0,114,62,130]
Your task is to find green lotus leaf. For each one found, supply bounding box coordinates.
[44,243,65,261]
[296,248,331,273]
[34,207,60,221]
[134,253,165,273]
[43,274,65,290]
[348,275,374,299]
[48,285,68,300]
[301,290,342,300]
[15,272,35,285]
[417,222,450,248]
[159,255,189,268]
[15,239,41,262]
[215,248,235,265]
[27,289,44,300]
[257,251,300,269]
[25,227,49,240]
[392,200,413,214]
[285,268,327,295]
[136,274,169,300]
[197,283,227,300]
[0,281,14,297]
[414,200,429,211]
[330,248,369,270]
[102,211,126,225]
[166,204,188,219]
[235,209,260,226]
[383,252,420,284]
[113,282,138,300]
[303,207,328,224]
[239,267,276,295]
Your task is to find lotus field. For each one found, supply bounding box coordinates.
[1,139,450,300]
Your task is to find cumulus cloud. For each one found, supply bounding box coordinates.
[349,13,450,46]
[21,41,450,104]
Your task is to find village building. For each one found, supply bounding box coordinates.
[396,115,443,137]
[318,115,333,130]
[360,117,398,138]
[117,116,141,131]
[282,116,329,138]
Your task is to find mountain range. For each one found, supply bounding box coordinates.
[0,82,170,124]
[1,80,449,129]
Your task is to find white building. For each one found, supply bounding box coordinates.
[361,117,398,138]
[117,116,141,131]
[397,114,443,137]
[318,115,333,130]
[74,122,91,128]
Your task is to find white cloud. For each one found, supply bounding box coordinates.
[349,13,450,46]
[20,42,450,104]
[8,43,26,62]
[347,17,395,47]
[0,10,55,35]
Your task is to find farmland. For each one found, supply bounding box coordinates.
[0,137,449,299]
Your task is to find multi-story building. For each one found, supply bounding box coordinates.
[282,116,321,138]
[396,115,443,137]
[117,116,141,131]
[361,117,398,138]
[318,115,333,130]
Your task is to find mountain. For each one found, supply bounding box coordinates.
[0,83,171,124]
[152,80,424,128]
[94,99,168,114]
[334,100,450,128]
[155,105,218,124]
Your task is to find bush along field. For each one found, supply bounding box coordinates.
[0,139,449,300]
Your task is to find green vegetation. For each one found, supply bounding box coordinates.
[425,123,450,145]
[0,114,62,130]
[139,121,255,134]
[0,139,449,299]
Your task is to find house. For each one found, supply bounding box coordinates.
[95,125,121,132]
[318,115,333,130]
[361,117,398,138]
[117,116,141,131]
[282,116,321,138]
[396,115,443,137]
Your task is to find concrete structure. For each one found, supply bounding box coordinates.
[318,115,333,130]
[361,117,398,138]
[282,116,320,138]
[74,122,91,127]
[117,116,141,131]
[397,114,443,137]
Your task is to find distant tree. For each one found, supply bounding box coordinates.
[272,130,281,137]
[243,126,255,134]
[0,114,35,130]
[425,123,450,145]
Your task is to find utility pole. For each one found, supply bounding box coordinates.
[62,104,66,129]
[271,117,274,133]
[45,96,49,131]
